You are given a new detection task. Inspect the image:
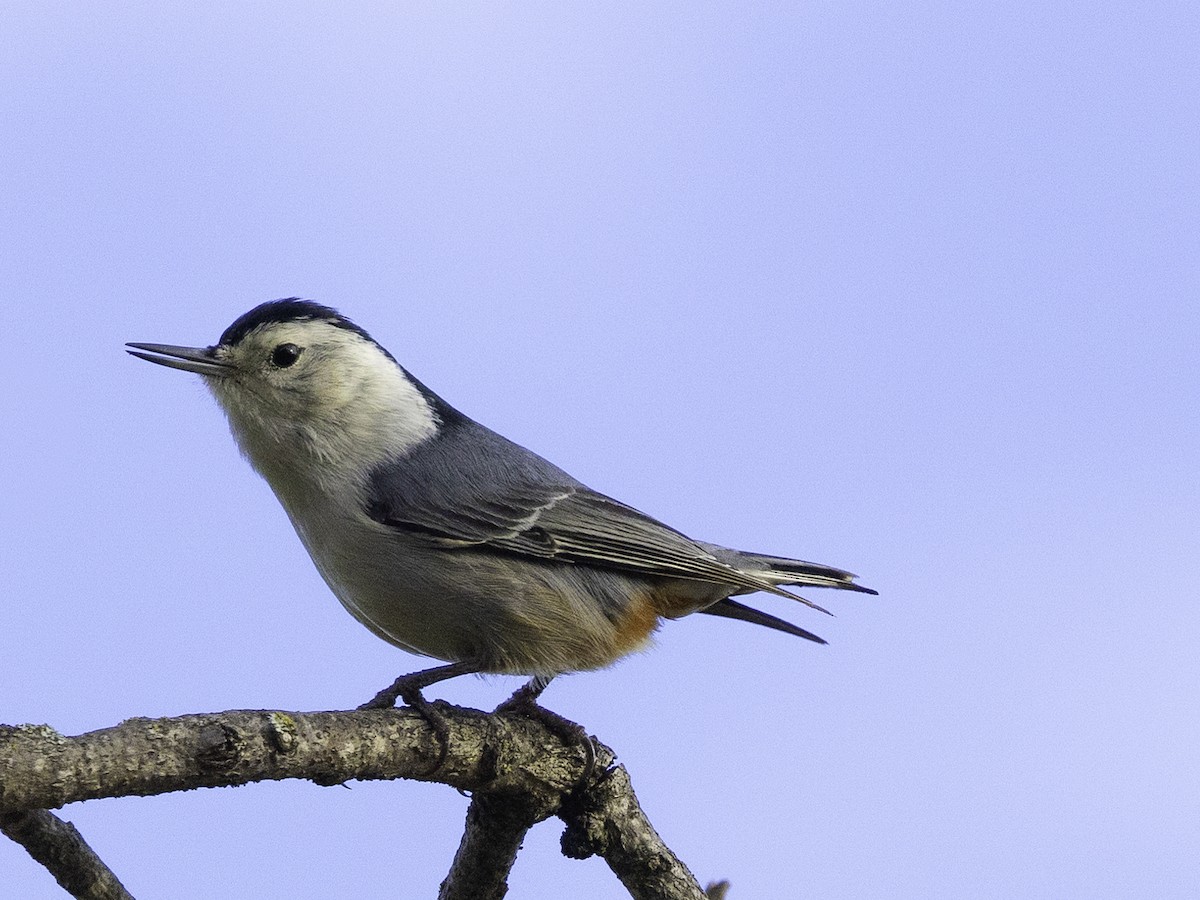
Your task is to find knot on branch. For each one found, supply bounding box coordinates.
[266,712,299,754]
[559,766,618,861]
[195,723,242,769]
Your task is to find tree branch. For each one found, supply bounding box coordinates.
[1,706,708,898]
[0,808,133,900]
[561,764,707,900]
[0,708,578,810]
[438,790,557,900]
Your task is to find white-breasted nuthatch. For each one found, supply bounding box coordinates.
[128,299,874,704]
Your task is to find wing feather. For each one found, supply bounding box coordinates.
[364,418,817,604]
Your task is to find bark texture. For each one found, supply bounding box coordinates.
[1,705,712,899]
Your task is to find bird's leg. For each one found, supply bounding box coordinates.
[358,661,481,773]
[495,676,597,789]
[504,673,554,705]
[359,661,480,710]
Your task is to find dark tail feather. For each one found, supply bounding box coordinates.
[699,597,827,645]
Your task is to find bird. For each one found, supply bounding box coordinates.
[127,299,874,711]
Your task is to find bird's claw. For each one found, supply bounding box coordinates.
[359,671,456,774]
[495,686,597,791]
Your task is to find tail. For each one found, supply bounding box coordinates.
[700,597,828,644]
[734,551,878,596]
[696,544,876,643]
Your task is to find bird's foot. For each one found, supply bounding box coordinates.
[358,662,479,774]
[358,661,477,710]
[495,680,597,791]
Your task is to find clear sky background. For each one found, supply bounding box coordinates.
[2,4,1197,898]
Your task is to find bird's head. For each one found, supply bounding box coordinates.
[128,299,440,490]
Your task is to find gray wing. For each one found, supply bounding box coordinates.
[364,414,807,601]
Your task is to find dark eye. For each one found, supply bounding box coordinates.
[271,343,302,368]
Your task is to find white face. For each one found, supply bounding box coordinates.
[205,319,439,494]
[208,320,372,421]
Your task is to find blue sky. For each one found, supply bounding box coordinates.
[3,4,1198,897]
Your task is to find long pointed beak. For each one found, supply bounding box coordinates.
[125,342,233,377]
